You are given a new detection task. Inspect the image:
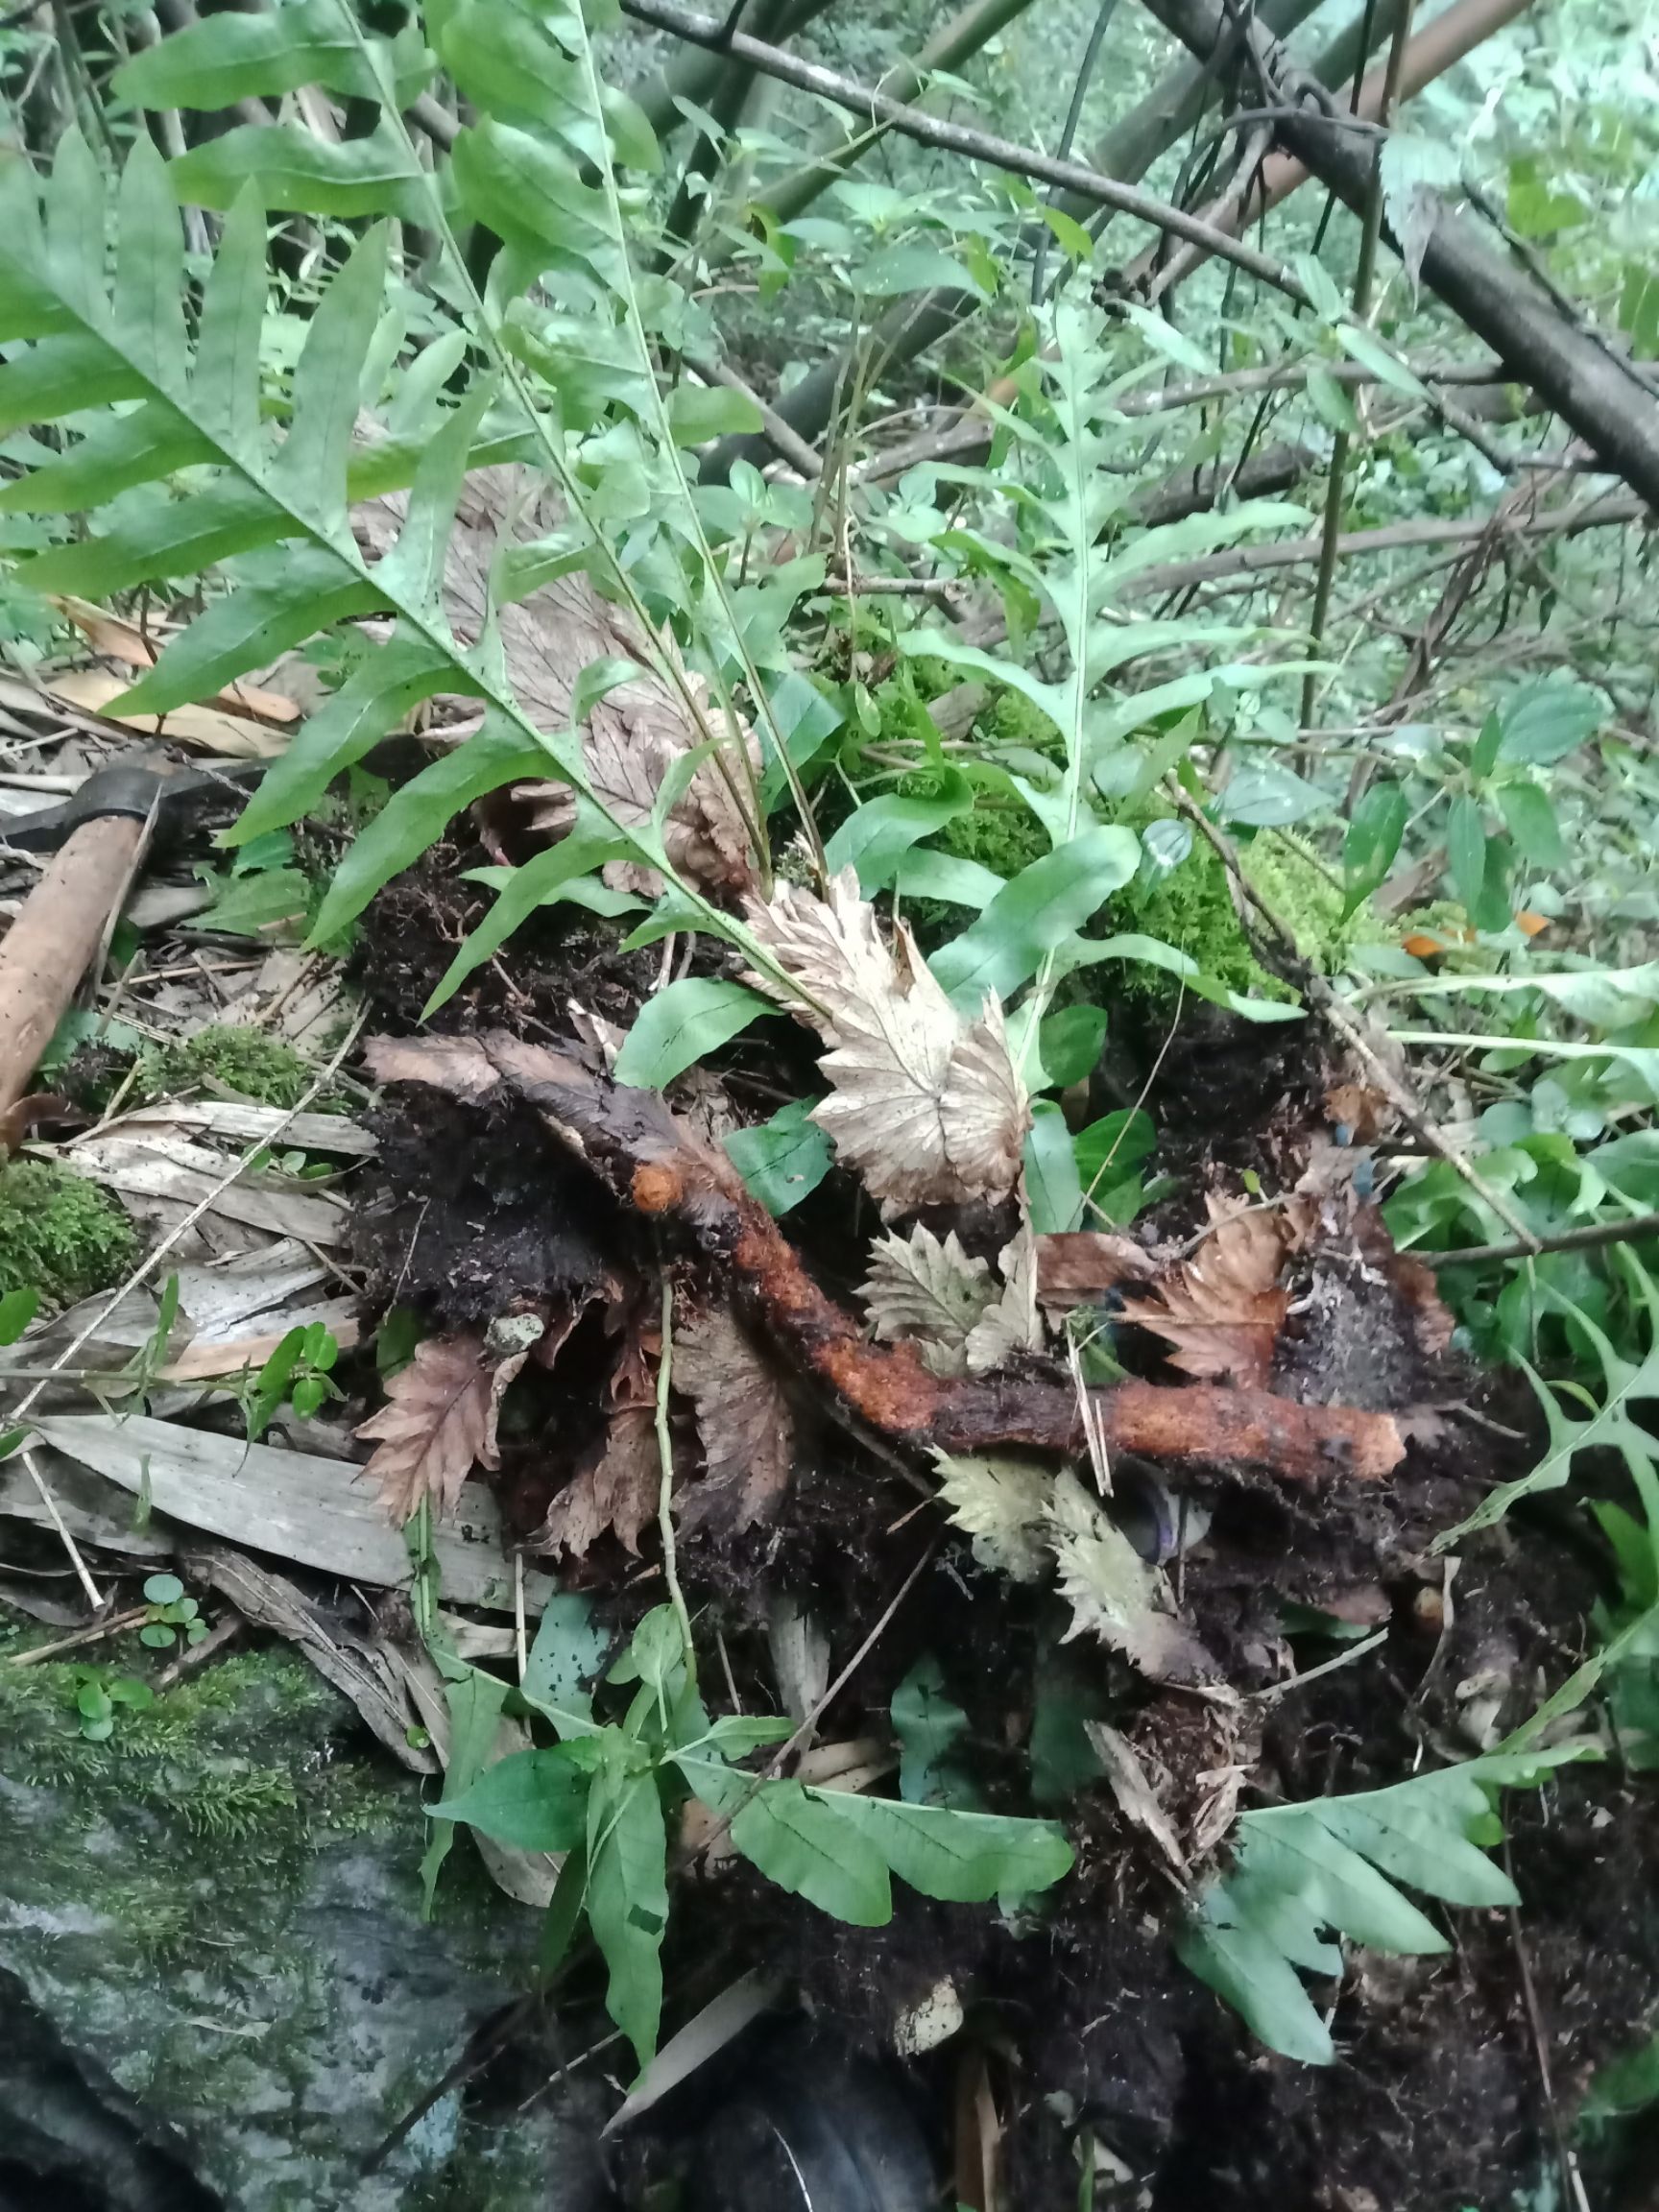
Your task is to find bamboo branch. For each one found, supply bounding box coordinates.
[1423,1212,1659,1271]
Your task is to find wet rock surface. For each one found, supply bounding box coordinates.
[0,1630,607,2211]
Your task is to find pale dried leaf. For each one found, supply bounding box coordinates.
[859,1226,994,1378]
[965,1231,1044,1376]
[931,1451,1053,1582]
[675,1302,794,1532]
[1083,1720,1189,1876]
[744,869,1027,1209]
[1048,1472,1211,1683]
[533,1404,659,1559]
[360,466,759,897]
[1119,1195,1289,1386]
[356,1330,525,1523]
[768,1594,830,1725]
[1035,1230,1157,1309]
[46,667,285,757]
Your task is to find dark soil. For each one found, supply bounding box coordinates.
[346,856,1659,2212]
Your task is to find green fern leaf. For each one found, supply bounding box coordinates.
[44,129,108,321]
[229,633,470,845]
[0,336,143,432]
[193,185,269,456]
[170,122,428,224]
[16,482,286,597]
[309,713,550,942]
[425,814,630,1015]
[115,546,383,716]
[0,401,211,516]
[1442,1260,1659,1543]
[450,118,623,280]
[373,382,498,612]
[1178,1744,1595,2064]
[112,139,188,392]
[271,225,391,526]
[112,0,390,108]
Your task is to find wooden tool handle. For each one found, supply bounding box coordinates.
[0,812,146,1117]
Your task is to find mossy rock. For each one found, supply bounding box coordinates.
[141,1024,333,1112]
[0,1627,606,2210]
[0,1158,136,1308]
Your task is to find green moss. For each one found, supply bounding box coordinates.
[141,1024,327,1110]
[1241,832,1375,974]
[1112,812,1286,1002]
[0,1157,137,1307]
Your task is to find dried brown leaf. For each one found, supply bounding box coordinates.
[358,466,759,898]
[357,1330,527,1523]
[1083,1720,1189,1876]
[1119,1195,1289,1387]
[859,1226,994,1379]
[675,1303,794,1533]
[744,869,1027,1210]
[533,1404,660,1560]
[1035,1230,1156,1309]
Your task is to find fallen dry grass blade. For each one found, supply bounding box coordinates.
[744,868,1027,1210]
[1120,1195,1290,1387]
[358,1329,530,1522]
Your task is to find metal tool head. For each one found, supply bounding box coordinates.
[0,755,265,854]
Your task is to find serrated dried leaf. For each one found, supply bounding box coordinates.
[1035,1231,1156,1309]
[932,1451,1053,1582]
[675,1302,794,1533]
[1048,1471,1211,1683]
[964,1232,1044,1376]
[1119,1194,1289,1386]
[860,1226,995,1378]
[357,1330,528,1524]
[743,869,1028,1210]
[533,1404,659,1560]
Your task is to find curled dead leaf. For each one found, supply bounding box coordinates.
[675,1302,794,1533]
[963,1232,1043,1376]
[533,1404,660,1560]
[1119,1195,1289,1388]
[744,869,1027,1211]
[1035,1230,1157,1310]
[357,1327,536,1523]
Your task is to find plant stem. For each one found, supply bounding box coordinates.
[1302,0,1419,730]
[1422,1209,1659,1272]
[655,1280,693,1666]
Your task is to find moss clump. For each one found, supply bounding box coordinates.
[0,1158,137,1307]
[1113,813,1286,1002]
[142,1024,326,1111]
[1242,832,1376,974]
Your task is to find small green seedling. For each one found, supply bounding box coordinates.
[138,1571,208,1650]
[72,1665,154,1742]
[239,1323,343,1442]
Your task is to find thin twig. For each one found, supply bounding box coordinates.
[1503,1838,1593,2212]
[617,0,1316,302]
[1162,782,1542,1251]
[1252,1626,1388,1702]
[18,1451,105,1612]
[1421,1208,1659,1271]
[707,359,824,479]
[5,1602,147,1663]
[685,1538,938,1866]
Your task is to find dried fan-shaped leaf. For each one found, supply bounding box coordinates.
[964,1233,1044,1377]
[932,1451,1053,1582]
[1119,1196,1289,1386]
[744,870,1027,1210]
[675,1303,794,1533]
[860,1226,994,1379]
[534,1405,660,1560]
[1048,1472,1213,1684]
[357,1330,528,1524]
